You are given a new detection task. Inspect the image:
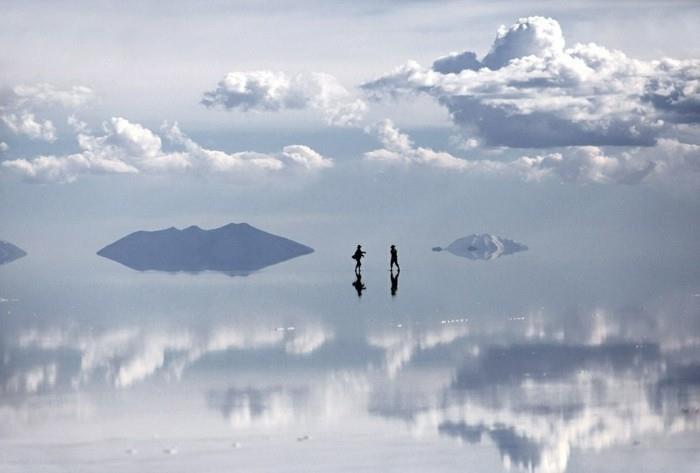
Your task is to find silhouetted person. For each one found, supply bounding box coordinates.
[390,269,399,297]
[352,245,366,273]
[390,244,400,271]
[353,272,366,297]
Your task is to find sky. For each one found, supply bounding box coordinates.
[1,0,699,258]
[2,5,700,471]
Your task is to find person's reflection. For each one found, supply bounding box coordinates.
[390,269,399,297]
[353,272,366,297]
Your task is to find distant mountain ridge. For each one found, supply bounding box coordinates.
[97,223,314,272]
[0,240,27,265]
[433,234,528,260]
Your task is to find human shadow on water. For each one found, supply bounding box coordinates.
[390,269,399,297]
[353,271,366,297]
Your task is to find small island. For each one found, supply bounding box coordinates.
[0,240,27,265]
[433,234,527,260]
[97,223,314,273]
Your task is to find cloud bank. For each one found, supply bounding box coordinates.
[364,119,668,185]
[362,16,700,149]
[202,71,367,126]
[361,17,700,188]
[2,117,332,183]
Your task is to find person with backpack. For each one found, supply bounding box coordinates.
[352,245,366,273]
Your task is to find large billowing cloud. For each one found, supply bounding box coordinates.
[202,71,367,126]
[0,83,94,142]
[364,119,667,185]
[361,16,700,149]
[2,117,332,183]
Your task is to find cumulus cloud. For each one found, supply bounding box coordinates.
[0,83,94,142]
[364,119,662,185]
[202,71,367,126]
[1,111,57,141]
[2,117,332,183]
[362,16,700,149]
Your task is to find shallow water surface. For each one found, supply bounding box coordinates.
[1,240,699,473]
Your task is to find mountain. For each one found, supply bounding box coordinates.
[0,240,27,265]
[434,234,527,260]
[97,223,314,273]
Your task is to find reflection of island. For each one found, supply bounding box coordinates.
[97,223,313,273]
[0,240,26,265]
[433,234,527,260]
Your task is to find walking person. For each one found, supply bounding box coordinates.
[352,244,366,273]
[390,244,400,272]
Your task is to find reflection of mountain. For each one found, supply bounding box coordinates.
[97,223,313,273]
[436,234,527,260]
[0,240,26,265]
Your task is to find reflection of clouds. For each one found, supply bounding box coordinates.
[284,325,333,355]
[367,323,470,377]
[207,372,369,430]
[13,323,333,388]
[0,395,95,432]
[3,363,57,394]
[371,341,700,473]
[208,386,305,429]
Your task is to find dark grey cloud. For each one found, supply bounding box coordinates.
[363,119,663,185]
[432,51,481,74]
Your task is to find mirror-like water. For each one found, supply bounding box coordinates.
[1,234,699,473]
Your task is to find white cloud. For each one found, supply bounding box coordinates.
[2,117,333,183]
[0,83,94,142]
[10,83,95,108]
[364,119,473,170]
[202,71,367,126]
[362,16,700,149]
[1,111,57,141]
[364,120,698,187]
[0,141,8,152]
